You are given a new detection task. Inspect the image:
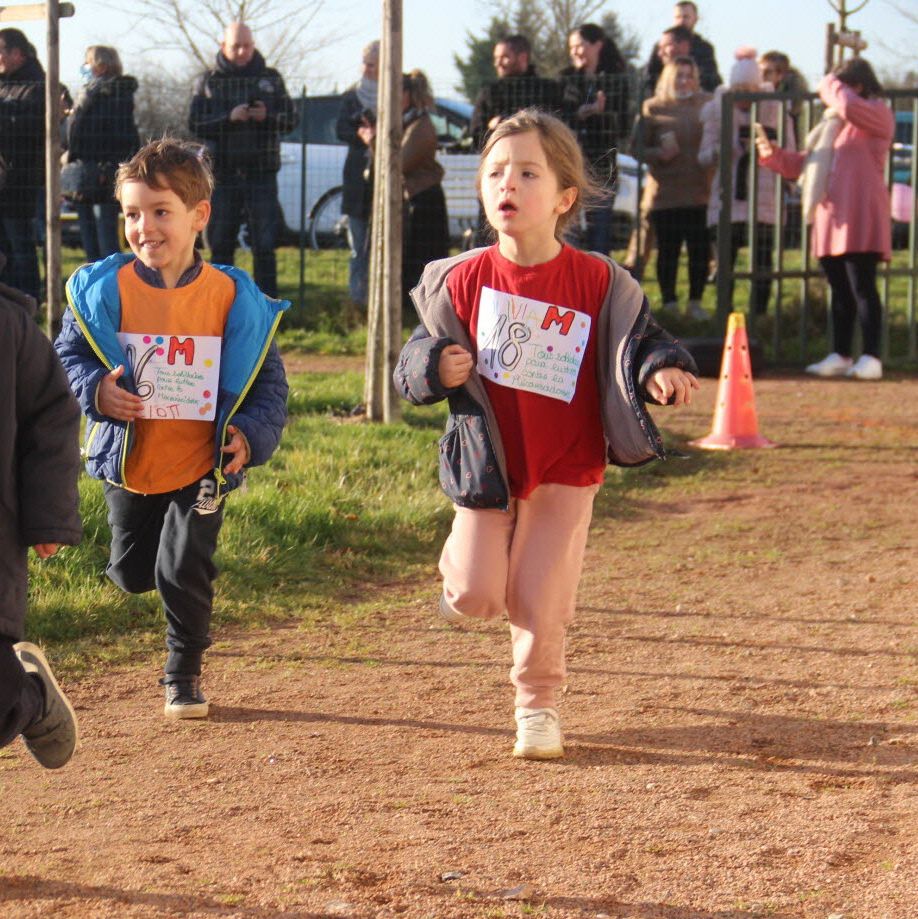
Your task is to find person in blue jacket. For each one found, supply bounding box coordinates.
[55,139,288,720]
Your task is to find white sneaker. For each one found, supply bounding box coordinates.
[845,354,883,380]
[438,593,471,625]
[685,300,708,321]
[805,352,853,377]
[513,707,563,760]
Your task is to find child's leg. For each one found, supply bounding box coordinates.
[506,483,598,710]
[0,639,42,749]
[104,484,169,594]
[156,477,225,679]
[439,504,515,620]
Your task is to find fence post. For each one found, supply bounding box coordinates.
[44,0,62,337]
[715,92,735,329]
[297,86,307,314]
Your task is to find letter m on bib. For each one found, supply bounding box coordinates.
[168,336,195,366]
[540,305,575,336]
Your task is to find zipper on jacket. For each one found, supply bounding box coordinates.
[212,311,284,499]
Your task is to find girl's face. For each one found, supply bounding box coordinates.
[675,64,697,97]
[480,130,576,245]
[568,33,602,74]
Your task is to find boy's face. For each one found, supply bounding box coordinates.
[119,179,210,288]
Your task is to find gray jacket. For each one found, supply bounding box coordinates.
[394,248,698,510]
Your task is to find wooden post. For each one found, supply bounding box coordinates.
[364,0,402,422]
[44,0,62,336]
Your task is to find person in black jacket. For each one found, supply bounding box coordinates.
[64,45,140,262]
[643,3,722,95]
[0,29,45,301]
[189,22,297,298]
[0,273,83,769]
[336,40,378,309]
[561,23,630,255]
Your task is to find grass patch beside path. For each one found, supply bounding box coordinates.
[25,364,710,677]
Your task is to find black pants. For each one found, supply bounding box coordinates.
[0,639,43,749]
[820,253,882,358]
[727,222,774,315]
[403,184,449,314]
[651,206,709,303]
[104,476,225,679]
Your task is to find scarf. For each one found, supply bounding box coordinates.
[799,110,841,223]
[356,77,378,114]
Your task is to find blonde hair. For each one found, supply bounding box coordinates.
[477,108,597,239]
[115,138,214,208]
[85,45,123,77]
[403,68,434,111]
[655,57,698,102]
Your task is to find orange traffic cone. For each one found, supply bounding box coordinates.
[690,312,776,450]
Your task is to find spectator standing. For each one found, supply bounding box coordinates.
[632,57,713,319]
[561,23,629,255]
[0,29,44,301]
[759,51,809,146]
[400,69,449,313]
[469,35,560,151]
[644,3,721,95]
[63,46,140,262]
[699,48,794,316]
[189,22,297,298]
[336,40,379,309]
[1,278,82,770]
[758,60,893,380]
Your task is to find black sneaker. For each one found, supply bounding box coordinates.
[15,642,79,769]
[161,676,209,719]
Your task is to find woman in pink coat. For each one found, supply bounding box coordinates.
[757,58,893,380]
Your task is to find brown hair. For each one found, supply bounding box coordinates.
[403,68,434,111]
[85,45,123,77]
[477,108,597,239]
[834,57,883,99]
[115,138,214,208]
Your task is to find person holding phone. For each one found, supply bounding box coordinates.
[189,22,298,298]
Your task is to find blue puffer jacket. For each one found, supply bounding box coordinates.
[55,253,289,497]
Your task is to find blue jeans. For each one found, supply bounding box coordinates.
[0,215,40,302]
[75,201,121,262]
[208,174,280,297]
[346,214,369,306]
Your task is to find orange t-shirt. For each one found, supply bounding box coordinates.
[119,262,235,494]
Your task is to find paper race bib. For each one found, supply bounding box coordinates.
[117,332,221,421]
[475,286,591,403]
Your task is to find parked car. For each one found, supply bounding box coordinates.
[276,93,640,249]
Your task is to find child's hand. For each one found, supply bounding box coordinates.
[32,544,60,560]
[223,424,251,476]
[647,367,700,406]
[439,344,473,389]
[98,365,145,421]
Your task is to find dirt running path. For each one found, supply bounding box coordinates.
[1,373,916,919]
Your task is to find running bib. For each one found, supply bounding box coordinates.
[475,286,591,403]
[117,332,221,420]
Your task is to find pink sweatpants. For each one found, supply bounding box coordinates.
[439,482,599,709]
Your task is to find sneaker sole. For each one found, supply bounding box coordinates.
[512,743,564,760]
[164,701,210,719]
[14,641,80,767]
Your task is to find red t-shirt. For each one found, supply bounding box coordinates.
[447,244,609,499]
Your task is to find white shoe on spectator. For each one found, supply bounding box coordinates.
[845,354,883,380]
[805,353,853,377]
[685,300,708,321]
[513,707,563,760]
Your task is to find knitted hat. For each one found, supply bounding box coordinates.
[729,46,761,88]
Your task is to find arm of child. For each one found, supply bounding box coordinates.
[394,326,469,405]
[97,364,145,421]
[226,341,289,469]
[646,367,700,406]
[439,343,473,389]
[32,544,61,559]
[222,425,251,475]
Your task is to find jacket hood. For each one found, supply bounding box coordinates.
[215,48,266,77]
